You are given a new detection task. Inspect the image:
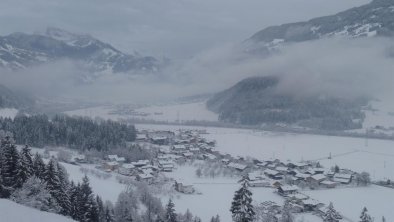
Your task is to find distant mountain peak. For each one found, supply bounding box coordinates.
[0,27,162,81]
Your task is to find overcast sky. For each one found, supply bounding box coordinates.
[0,0,371,58]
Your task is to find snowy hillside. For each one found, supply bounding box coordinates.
[246,0,394,52]
[0,199,76,222]
[0,108,19,119]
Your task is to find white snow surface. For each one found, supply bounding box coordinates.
[304,185,394,221]
[163,164,283,222]
[0,108,18,119]
[0,199,76,222]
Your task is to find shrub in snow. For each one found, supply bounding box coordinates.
[359,207,373,222]
[11,176,61,213]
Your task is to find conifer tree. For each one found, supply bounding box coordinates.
[18,145,34,185]
[230,175,255,222]
[359,207,373,222]
[323,202,341,222]
[69,181,81,220]
[104,205,114,222]
[79,176,99,222]
[33,153,46,179]
[0,136,21,197]
[44,159,71,216]
[165,199,177,222]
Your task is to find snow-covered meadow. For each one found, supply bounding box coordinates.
[163,165,283,222]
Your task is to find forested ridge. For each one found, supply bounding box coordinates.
[0,114,136,151]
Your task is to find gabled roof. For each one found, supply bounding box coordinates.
[228,162,247,170]
[311,174,326,181]
[279,185,298,192]
[264,169,280,176]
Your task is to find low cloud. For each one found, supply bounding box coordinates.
[1,37,394,106]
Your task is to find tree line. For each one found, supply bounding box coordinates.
[0,136,107,221]
[0,114,136,151]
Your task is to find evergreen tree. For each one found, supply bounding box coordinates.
[104,205,114,222]
[323,202,341,222]
[230,175,255,222]
[165,199,177,222]
[0,136,21,197]
[359,207,373,222]
[69,181,81,220]
[281,201,294,222]
[18,145,34,185]
[33,153,46,179]
[56,161,69,191]
[96,195,105,222]
[382,216,386,222]
[44,159,71,216]
[79,176,99,222]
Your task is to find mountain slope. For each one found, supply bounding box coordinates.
[207,76,367,130]
[0,27,161,78]
[246,0,394,51]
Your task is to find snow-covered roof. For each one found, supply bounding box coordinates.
[228,162,247,170]
[311,174,326,181]
[334,173,352,179]
[121,164,135,169]
[275,166,288,172]
[132,159,150,166]
[136,134,147,139]
[279,185,298,192]
[139,174,153,179]
[108,155,118,159]
[173,144,187,150]
[182,152,193,157]
[106,161,119,166]
[320,180,337,185]
[264,169,280,176]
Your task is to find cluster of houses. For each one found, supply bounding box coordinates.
[100,129,217,186]
[98,128,357,201]
[241,158,355,190]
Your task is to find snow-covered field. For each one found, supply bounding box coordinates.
[304,186,394,221]
[164,165,283,222]
[64,102,218,123]
[0,108,18,119]
[0,199,76,222]
[363,99,394,130]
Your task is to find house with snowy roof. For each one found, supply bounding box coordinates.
[277,185,299,196]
